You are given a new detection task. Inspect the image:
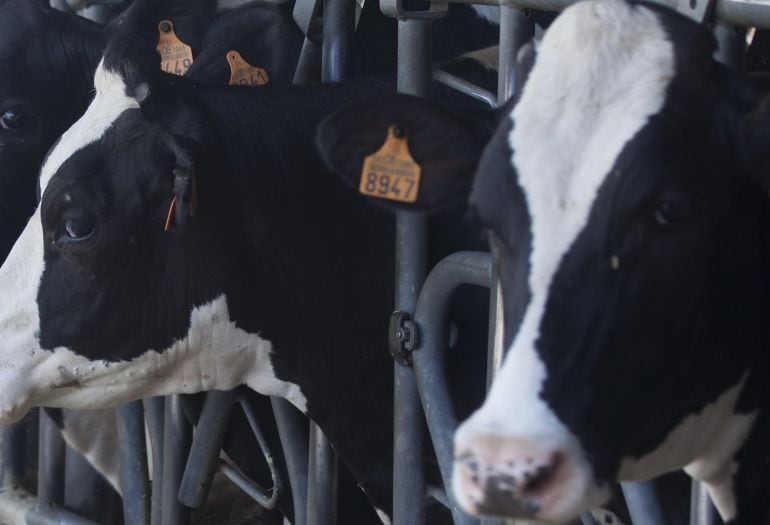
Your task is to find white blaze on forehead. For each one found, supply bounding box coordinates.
[456,0,675,514]
[473,0,675,437]
[39,59,139,194]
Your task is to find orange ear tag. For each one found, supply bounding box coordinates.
[227,50,269,86]
[359,125,422,203]
[157,20,194,76]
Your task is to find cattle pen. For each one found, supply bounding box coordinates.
[0,0,766,524]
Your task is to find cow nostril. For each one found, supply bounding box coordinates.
[521,452,562,495]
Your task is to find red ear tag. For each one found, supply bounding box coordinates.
[164,196,178,233]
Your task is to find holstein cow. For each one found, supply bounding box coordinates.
[0,34,402,521]
[316,0,770,523]
[0,0,302,503]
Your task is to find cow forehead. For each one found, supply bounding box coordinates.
[511,0,674,297]
[39,59,139,195]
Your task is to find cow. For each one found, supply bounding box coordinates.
[314,0,770,523]
[0,31,398,519]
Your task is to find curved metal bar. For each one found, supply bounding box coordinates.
[236,394,284,510]
[621,482,668,525]
[161,396,192,525]
[412,251,493,524]
[432,70,499,108]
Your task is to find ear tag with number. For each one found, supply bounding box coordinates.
[359,125,421,203]
[227,50,269,86]
[157,20,194,76]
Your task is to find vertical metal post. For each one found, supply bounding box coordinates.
[322,0,355,82]
[37,410,65,508]
[621,482,668,525]
[713,21,746,70]
[271,397,309,525]
[143,397,165,525]
[306,424,338,525]
[393,17,432,525]
[689,481,719,525]
[161,396,192,525]
[2,422,27,487]
[497,6,534,104]
[117,402,151,525]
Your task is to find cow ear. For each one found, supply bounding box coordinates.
[316,93,496,212]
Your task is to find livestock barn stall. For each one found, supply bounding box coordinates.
[0,0,766,523]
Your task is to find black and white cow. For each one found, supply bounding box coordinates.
[317,0,770,523]
[0,34,397,519]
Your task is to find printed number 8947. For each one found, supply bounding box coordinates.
[363,172,417,203]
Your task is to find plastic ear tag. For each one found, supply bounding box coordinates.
[359,125,421,203]
[227,50,269,86]
[157,20,193,76]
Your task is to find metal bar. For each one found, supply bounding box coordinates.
[713,21,745,69]
[392,17,432,525]
[64,443,120,524]
[37,410,65,508]
[117,402,151,525]
[621,482,668,525]
[689,481,719,525]
[143,397,165,525]
[293,38,323,85]
[26,506,101,525]
[432,70,499,108]
[306,424,338,525]
[321,0,355,83]
[271,397,309,525]
[497,6,533,104]
[2,422,27,487]
[178,390,236,508]
[161,396,192,525]
[580,512,599,525]
[236,395,283,509]
[412,252,492,524]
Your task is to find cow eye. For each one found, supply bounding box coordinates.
[0,108,27,131]
[653,201,685,226]
[63,217,95,242]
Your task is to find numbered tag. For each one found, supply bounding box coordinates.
[359,125,421,203]
[157,20,193,76]
[227,50,269,86]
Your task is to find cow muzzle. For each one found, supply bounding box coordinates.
[452,427,605,522]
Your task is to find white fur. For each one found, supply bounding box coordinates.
[455,0,674,519]
[39,61,139,195]
[618,375,754,522]
[0,60,307,424]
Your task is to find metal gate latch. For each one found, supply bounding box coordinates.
[389,311,419,367]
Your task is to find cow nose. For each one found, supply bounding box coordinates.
[453,434,564,518]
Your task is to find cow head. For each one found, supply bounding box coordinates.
[0,0,103,259]
[319,0,770,521]
[0,34,306,423]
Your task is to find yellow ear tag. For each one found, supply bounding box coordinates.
[157,20,194,76]
[359,125,422,203]
[227,50,269,86]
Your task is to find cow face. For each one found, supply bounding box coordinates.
[0,38,306,424]
[0,0,103,260]
[455,0,770,522]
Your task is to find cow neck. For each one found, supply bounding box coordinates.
[194,84,396,513]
